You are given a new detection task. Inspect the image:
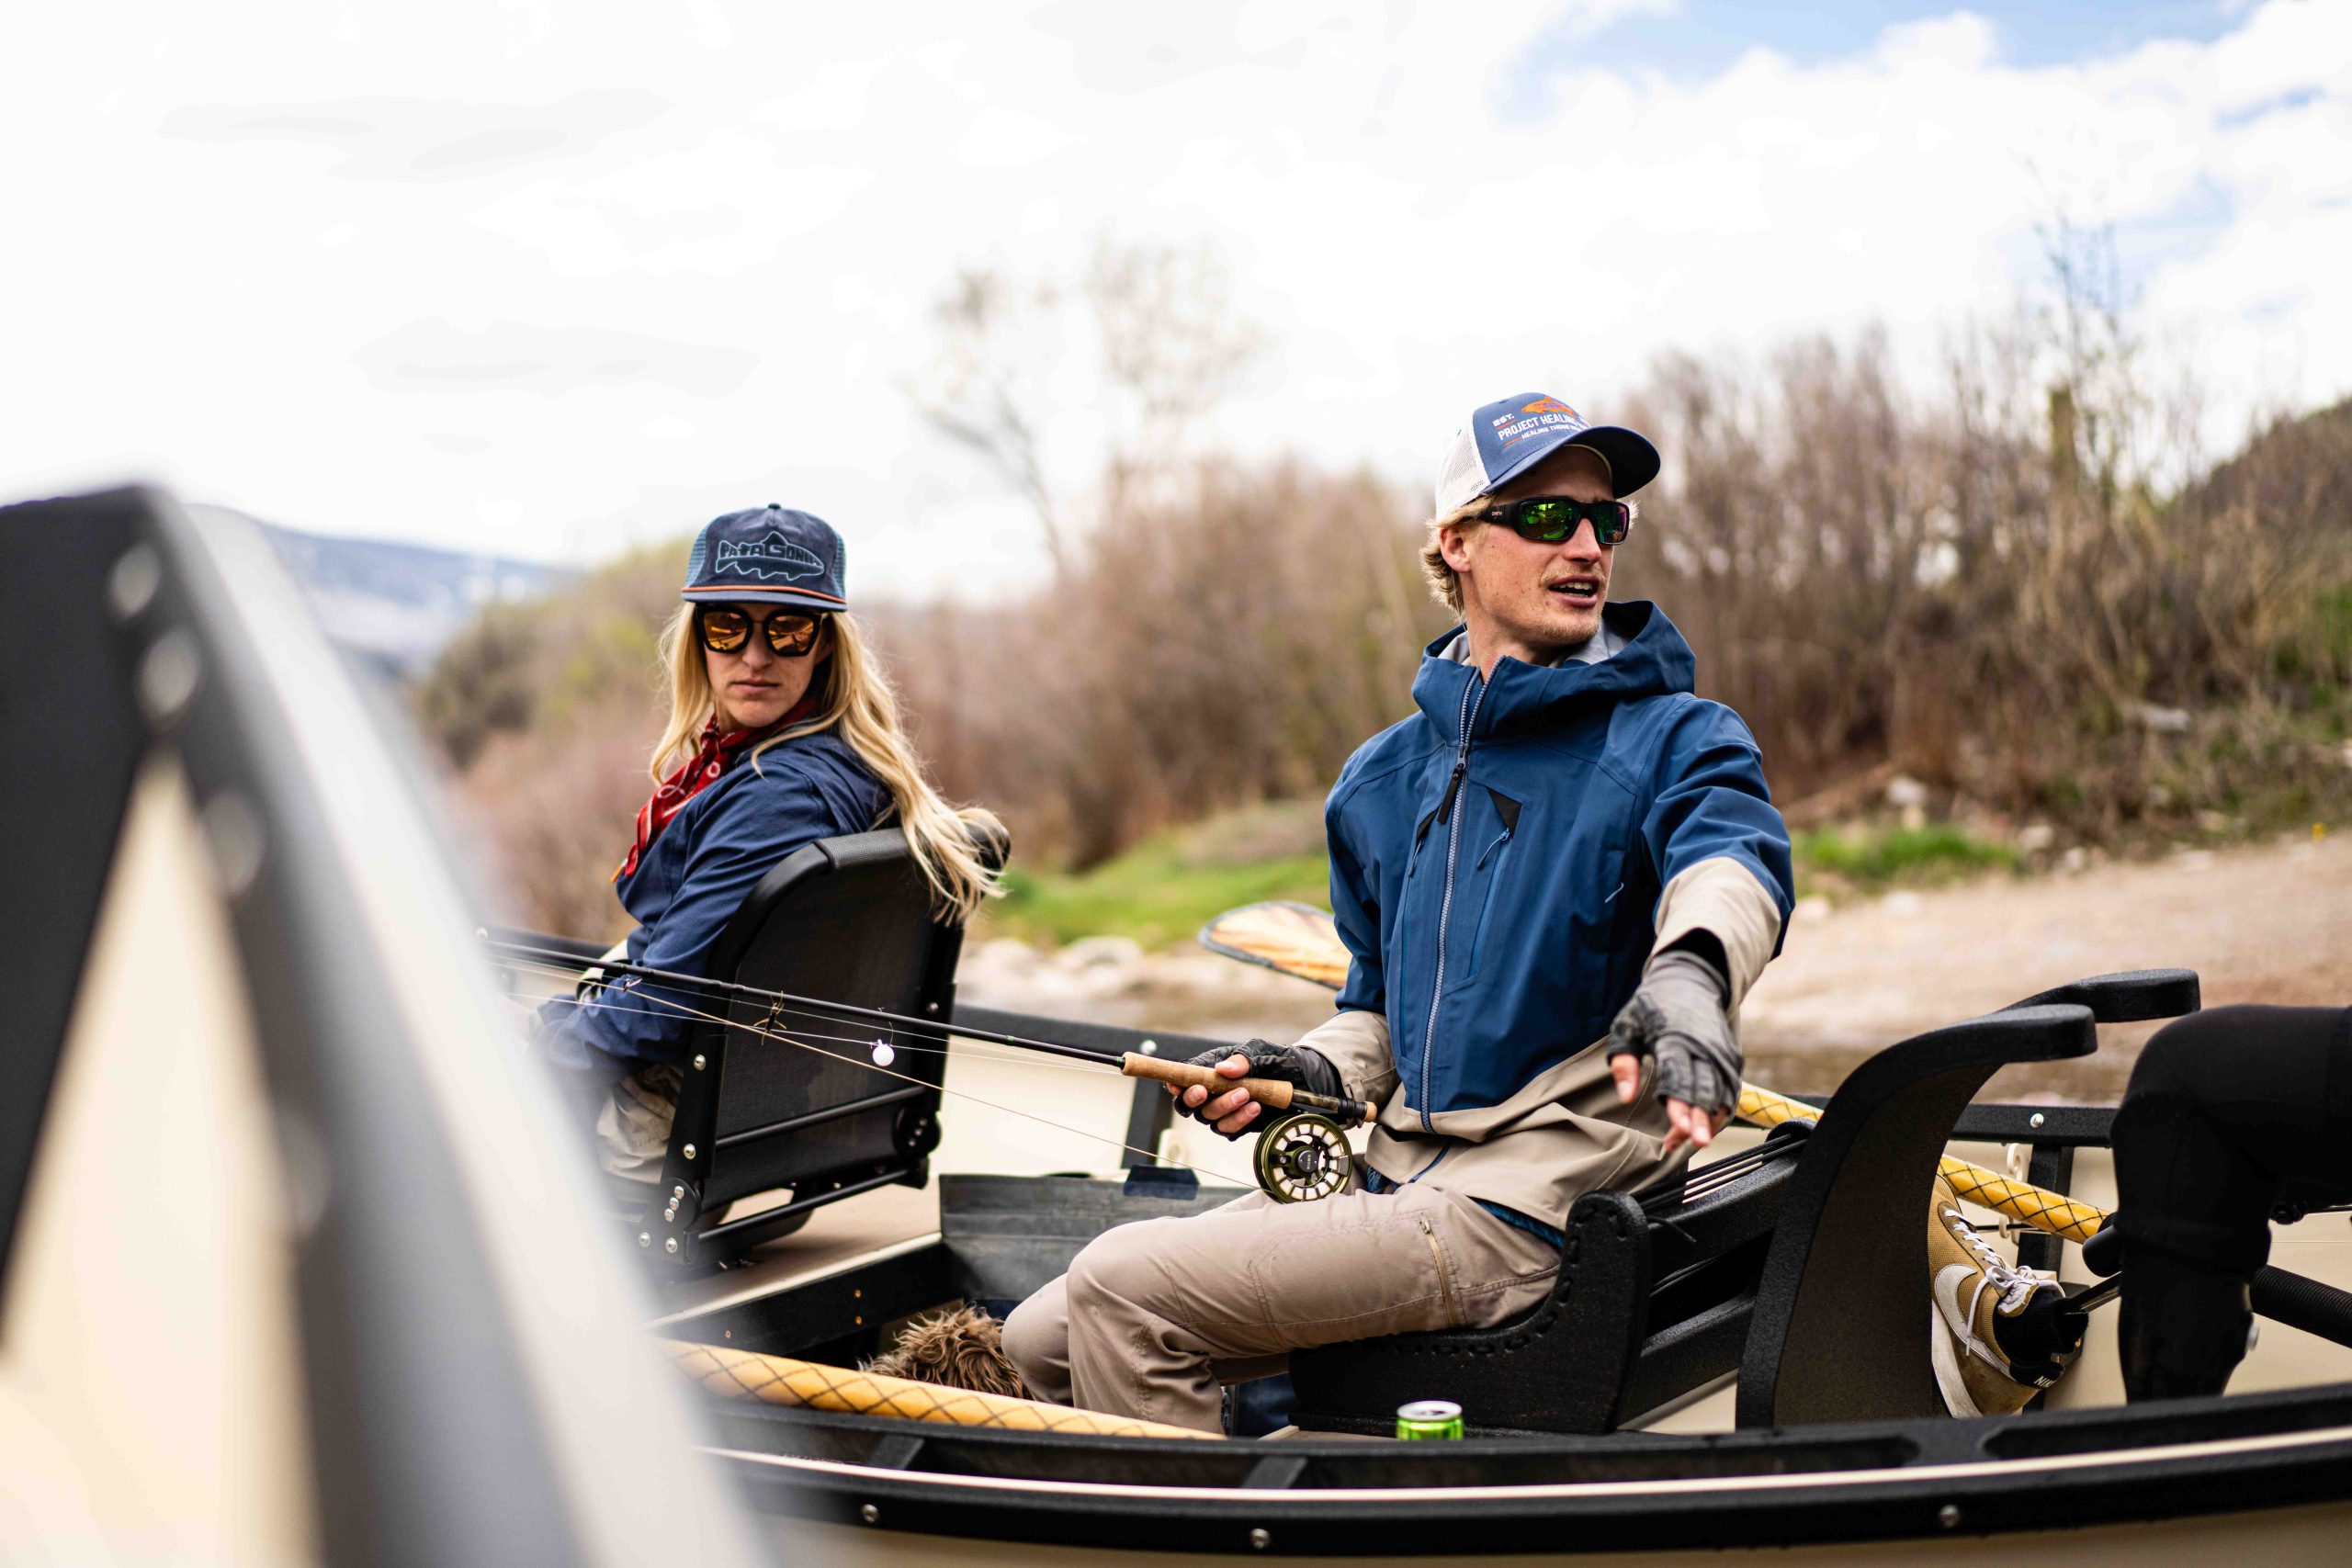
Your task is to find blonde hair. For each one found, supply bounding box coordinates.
[1419,504,1481,617]
[652,605,1004,922]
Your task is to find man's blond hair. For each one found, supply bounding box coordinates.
[1419,504,1481,616]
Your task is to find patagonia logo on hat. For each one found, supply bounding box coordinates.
[682,503,849,610]
[714,533,824,581]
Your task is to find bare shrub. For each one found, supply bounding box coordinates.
[1616,317,2351,835]
[455,694,662,938]
[886,458,1438,866]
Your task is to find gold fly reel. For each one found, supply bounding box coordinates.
[1252,1111,1352,1203]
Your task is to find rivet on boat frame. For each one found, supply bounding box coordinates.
[107,545,161,621]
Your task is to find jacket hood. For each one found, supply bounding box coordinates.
[1410,601,1695,740]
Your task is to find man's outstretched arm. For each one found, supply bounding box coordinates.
[1611,703,1794,1152]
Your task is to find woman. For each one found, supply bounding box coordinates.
[534,503,1001,1179]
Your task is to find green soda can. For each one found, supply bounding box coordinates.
[1395,1400,1464,1440]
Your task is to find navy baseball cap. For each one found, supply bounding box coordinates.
[1434,393,1660,512]
[681,503,847,613]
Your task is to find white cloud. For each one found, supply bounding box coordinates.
[1,0,2345,597]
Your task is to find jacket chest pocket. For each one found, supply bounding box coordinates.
[1462,788,1522,982]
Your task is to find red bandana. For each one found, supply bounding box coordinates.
[615,693,821,882]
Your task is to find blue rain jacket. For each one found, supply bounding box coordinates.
[538,729,888,1067]
[1327,603,1792,1124]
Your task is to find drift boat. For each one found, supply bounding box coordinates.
[6,488,2351,1564]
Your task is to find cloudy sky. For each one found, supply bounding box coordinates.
[6,1,2346,599]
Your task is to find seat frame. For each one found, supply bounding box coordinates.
[1736,968,2199,1427]
[613,827,999,1268]
[1288,1122,1812,1437]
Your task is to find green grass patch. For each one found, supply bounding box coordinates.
[1793,822,2018,893]
[980,829,1331,950]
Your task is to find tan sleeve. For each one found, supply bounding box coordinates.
[1652,856,1785,1013]
[1294,1009,1397,1108]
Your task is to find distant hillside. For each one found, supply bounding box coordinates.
[195,505,570,679]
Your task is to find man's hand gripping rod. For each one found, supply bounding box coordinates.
[1115,1053,1374,1129]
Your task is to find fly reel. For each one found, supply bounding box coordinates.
[1252,1111,1352,1203]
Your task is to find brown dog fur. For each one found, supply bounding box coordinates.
[865,1302,1030,1399]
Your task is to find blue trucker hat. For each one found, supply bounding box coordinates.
[681,503,847,613]
[1434,393,1661,513]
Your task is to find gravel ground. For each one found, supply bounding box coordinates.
[959,830,2352,1106]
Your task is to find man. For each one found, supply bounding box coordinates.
[1000,393,1794,1431]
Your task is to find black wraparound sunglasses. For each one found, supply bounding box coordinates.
[696,605,825,657]
[1473,497,1633,546]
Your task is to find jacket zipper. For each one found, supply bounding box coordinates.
[1418,671,1487,1131]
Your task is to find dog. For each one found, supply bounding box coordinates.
[865,1302,1030,1399]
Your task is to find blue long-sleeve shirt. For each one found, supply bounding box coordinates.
[537,730,888,1068]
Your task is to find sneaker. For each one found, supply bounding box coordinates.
[1928,1175,2085,1416]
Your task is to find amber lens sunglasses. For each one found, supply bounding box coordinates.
[696,606,823,657]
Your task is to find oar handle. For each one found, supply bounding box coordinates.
[1119,1054,1373,1127]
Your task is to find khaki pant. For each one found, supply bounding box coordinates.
[1000,1181,1560,1433]
[596,1063,681,1182]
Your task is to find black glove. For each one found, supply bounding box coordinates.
[1606,948,1742,1116]
[1171,1038,1343,1140]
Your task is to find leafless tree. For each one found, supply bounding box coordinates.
[910,236,1264,577]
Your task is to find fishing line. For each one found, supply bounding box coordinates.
[507,974,1112,1077]
[484,937,1125,1067]
[491,947,1113,1073]
[528,980,1254,1189]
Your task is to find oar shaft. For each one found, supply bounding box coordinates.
[1736,1082,2109,1243]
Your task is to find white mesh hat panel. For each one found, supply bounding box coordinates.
[1433,422,1491,518]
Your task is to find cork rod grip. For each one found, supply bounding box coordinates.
[1119,1055,1375,1127]
[1119,1052,1298,1110]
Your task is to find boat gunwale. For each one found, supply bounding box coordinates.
[700,1399,2352,1555]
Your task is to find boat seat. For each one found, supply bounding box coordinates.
[1736,968,2200,1428]
[503,826,1002,1268]
[1286,1121,1813,1437]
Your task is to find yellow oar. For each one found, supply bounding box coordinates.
[1202,902,2113,1246]
[1735,1082,2108,1244]
[663,1338,1214,1440]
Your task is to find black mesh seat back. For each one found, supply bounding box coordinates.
[692,829,965,1207]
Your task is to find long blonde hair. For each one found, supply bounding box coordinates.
[652,605,1004,922]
